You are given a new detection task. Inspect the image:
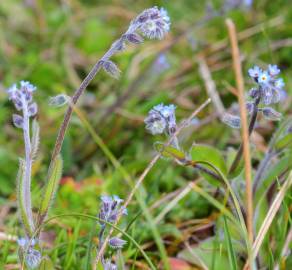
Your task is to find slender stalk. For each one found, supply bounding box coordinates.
[38,37,125,227]
[50,46,117,164]
[243,171,292,269]
[97,224,106,264]
[229,96,260,174]
[21,95,35,235]
[192,163,222,182]
[93,99,211,268]
[226,18,253,268]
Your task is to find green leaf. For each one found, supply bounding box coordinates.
[178,237,230,269]
[38,155,63,223]
[16,158,33,236]
[255,155,292,204]
[190,144,227,185]
[39,257,55,270]
[226,147,244,179]
[275,133,292,150]
[154,142,186,161]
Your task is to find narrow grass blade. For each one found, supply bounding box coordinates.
[85,221,97,270]
[223,216,238,270]
[252,171,292,259]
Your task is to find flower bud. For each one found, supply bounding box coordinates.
[101,60,121,79]
[25,248,41,269]
[262,107,282,121]
[125,33,144,44]
[49,94,68,107]
[13,114,24,129]
[28,102,38,117]
[246,102,254,114]
[221,113,241,129]
[109,237,127,249]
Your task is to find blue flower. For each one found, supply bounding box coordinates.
[138,7,171,40]
[159,7,171,31]
[274,78,285,89]
[268,64,280,76]
[20,81,36,92]
[258,71,270,85]
[25,249,41,269]
[145,103,177,135]
[144,109,167,135]
[98,195,127,225]
[248,65,262,78]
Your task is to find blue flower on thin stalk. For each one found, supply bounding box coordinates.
[223,64,286,129]
[144,103,177,135]
[97,195,128,270]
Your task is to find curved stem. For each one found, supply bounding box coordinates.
[37,38,125,227]
[193,163,222,182]
[229,96,261,174]
[49,38,124,167]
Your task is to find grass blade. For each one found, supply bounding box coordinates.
[223,216,238,270]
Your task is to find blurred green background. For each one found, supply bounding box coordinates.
[0,0,291,269]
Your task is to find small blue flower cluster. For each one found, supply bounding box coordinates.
[128,7,171,40]
[98,195,127,269]
[7,81,37,128]
[248,64,286,105]
[144,103,177,135]
[98,195,127,226]
[103,259,118,270]
[101,6,170,79]
[17,237,41,269]
[222,64,286,129]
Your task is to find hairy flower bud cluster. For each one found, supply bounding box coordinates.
[7,81,37,129]
[144,103,177,135]
[248,64,285,121]
[103,259,118,270]
[98,195,128,269]
[98,195,127,225]
[248,64,286,105]
[17,237,41,269]
[127,6,171,41]
[100,7,170,79]
[222,64,286,129]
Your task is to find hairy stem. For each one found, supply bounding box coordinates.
[38,39,125,227]
[21,95,35,235]
[229,95,261,174]
[50,38,125,166]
